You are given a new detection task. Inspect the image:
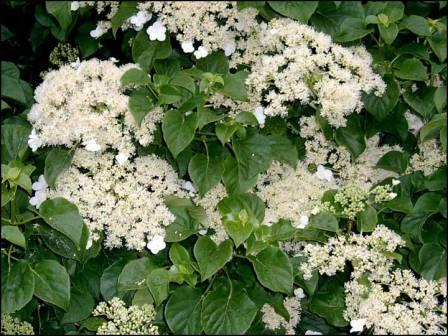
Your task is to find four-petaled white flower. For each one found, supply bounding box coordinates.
[29,175,48,209]
[294,287,306,299]
[146,21,166,41]
[129,11,152,31]
[315,165,334,182]
[83,139,101,152]
[194,46,208,59]
[90,25,105,39]
[147,235,166,254]
[70,1,80,11]
[350,319,366,333]
[223,39,236,56]
[28,128,43,152]
[181,40,195,53]
[392,179,400,186]
[198,229,208,235]
[254,106,266,126]
[115,152,128,165]
[305,330,323,335]
[389,192,397,199]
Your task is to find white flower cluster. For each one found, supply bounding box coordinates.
[93,297,159,335]
[254,162,336,228]
[300,225,405,280]
[299,116,402,188]
[408,139,447,176]
[344,270,447,335]
[241,18,385,127]
[261,288,304,334]
[27,59,163,157]
[1,314,34,335]
[48,149,186,250]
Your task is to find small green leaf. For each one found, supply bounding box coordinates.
[215,123,238,145]
[394,58,428,81]
[219,71,249,101]
[334,116,366,158]
[193,236,233,281]
[428,31,447,63]
[62,288,95,323]
[376,150,410,174]
[363,75,400,121]
[33,259,70,310]
[420,113,446,142]
[309,212,339,232]
[45,1,72,30]
[39,197,84,247]
[100,259,128,301]
[111,1,137,36]
[335,18,373,42]
[403,87,436,120]
[418,243,446,280]
[249,246,293,294]
[162,109,198,158]
[188,153,223,196]
[121,68,151,87]
[1,260,34,313]
[401,15,431,36]
[129,88,154,127]
[1,225,26,248]
[196,51,229,74]
[268,1,318,23]
[146,268,169,306]
[378,22,398,45]
[44,148,73,188]
[434,86,447,114]
[357,205,378,232]
[117,257,156,291]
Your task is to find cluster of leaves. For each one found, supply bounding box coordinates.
[1,1,446,335]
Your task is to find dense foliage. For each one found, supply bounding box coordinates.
[1,1,446,335]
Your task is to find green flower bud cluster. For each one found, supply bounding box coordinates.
[49,43,79,67]
[1,314,34,335]
[334,185,368,219]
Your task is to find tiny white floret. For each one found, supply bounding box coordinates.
[389,192,397,199]
[392,179,400,186]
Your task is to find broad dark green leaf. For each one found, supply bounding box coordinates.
[403,87,436,120]
[120,67,151,87]
[1,117,31,163]
[363,75,399,121]
[117,257,156,291]
[219,71,249,101]
[249,246,293,294]
[418,243,446,280]
[111,1,137,36]
[309,212,339,232]
[193,236,233,281]
[162,109,198,158]
[334,116,366,158]
[39,197,84,247]
[1,260,34,313]
[44,148,74,188]
[61,287,95,323]
[196,51,229,74]
[394,58,428,81]
[146,268,169,306]
[376,150,410,174]
[401,15,431,36]
[100,259,128,300]
[33,259,70,310]
[357,205,378,232]
[428,31,447,62]
[268,1,318,23]
[335,18,372,42]
[45,1,72,30]
[129,88,154,127]
[1,225,26,248]
[188,153,223,196]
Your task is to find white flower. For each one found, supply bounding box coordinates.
[198,229,208,235]
[70,58,81,68]
[350,319,366,333]
[392,179,400,186]
[296,215,309,229]
[182,181,196,193]
[223,39,236,56]
[109,57,118,63]
[32,175,48,191]
[115,152,128,165]
[294,288,305,299]
[29,189,47,209]
[305,331,323,335]
[181,40,195,53]
[83,139,101,152]
[389,192,397,199]
[28,129,43,152]
[311,206,320,215]
[90,25,105,39]
[254,106,266,126]
[404,111,424,134]
[70,1,80,11]
[147,235,166,254]
[146,21,166,41]
[129,11,152,31]
[194,46,208,59]
[315,165,334,182]
[86,238,93,249]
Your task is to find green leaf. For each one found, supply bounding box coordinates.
[132,287,153,306]
[434,86,447,114]
[1,260,34,313]
[39,197,84,247]
[334,116,366,158]
[188,153,223,196]
[394,58,428,81]
[428,31,447,63]
[378,22,398,45]
[1,117,31,163]
[376,150,410,174]
[268,1,318,23]
[33,259,70,310]
[357,205,378,232]
[335,18,372,42]
[162,109,198,158]
[249,246,293,294]
[61,288,95,323]
[222,156,258,194]
[269,219,296,241]
[201,280,257,335]
[309,212,339,232]
[164,196,206,242]
[165,286,203,335]
[129,88,154,127]
[80,317,107,332]
[193,236,233,281]
[267,134,298,167]
[309,279,348,327]
[121,68,151,88]
[420,113,446,142]
[1,225,26,248]
[111,1,137,36]
[215,123,238,145]
[382,196,413,213]
[45,1,72,30]
[418,243,447,280]
[100,259,128,301]
[363,75,399,121]
[403,87,436,120]
[44,148,73,188]
[75,22,99,58]
[146,268,169,306]
[382,1,404,22]
[401,15,431,36]
[117,257,155,292]
[219,71,249,101]
[196,51,229,74]
[132,30,172,71]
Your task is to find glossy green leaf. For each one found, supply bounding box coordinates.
[117,257,156,291]
[188,153,223,196]
[1,260,35,313]
[162,109,198,158]
[146,268,169,306]
[418,243,447,280]
[309,212,339,232]
[268,1,318,23]
[394,58,428,81]
[45,1,72,30]
[1,225,26,248]
[376,150,410,174]
[193,236,233,281]
[44,148,74,188]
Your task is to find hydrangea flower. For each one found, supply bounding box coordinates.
[28,129,42,152]
[83,139,101,152]
[129,11,152,31]
[194,46,208,59]
[146,21,166,41]
[147,235,166,254]
[181,40,195,53]
[254,106,266,126]
[115,152,128,165]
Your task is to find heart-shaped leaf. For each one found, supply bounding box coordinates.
[193,236,233,281]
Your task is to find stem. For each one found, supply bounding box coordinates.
[202,274,216,298]
[234,254,250,261]
[15,216,41,225]
[10,198,16,224]
[1,217,11,223]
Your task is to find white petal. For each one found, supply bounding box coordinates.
[182,181,196,193]
[223,39,236,56]
[84,139,101,152]
[115,152,128,165]
[305,331,323,335]
[389,192,397,199]
[147,235,166,254]
[392,179,400,186]
[86,238,93,249]
[254,106,266,125]
[350,319,366,333]
[194,46,208,59]
[70,1,80,11]
[181,40,195,53]
[147,21,166,41]
[32,175,48,191]
[28,129,43,152]
[29,190,47,209]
